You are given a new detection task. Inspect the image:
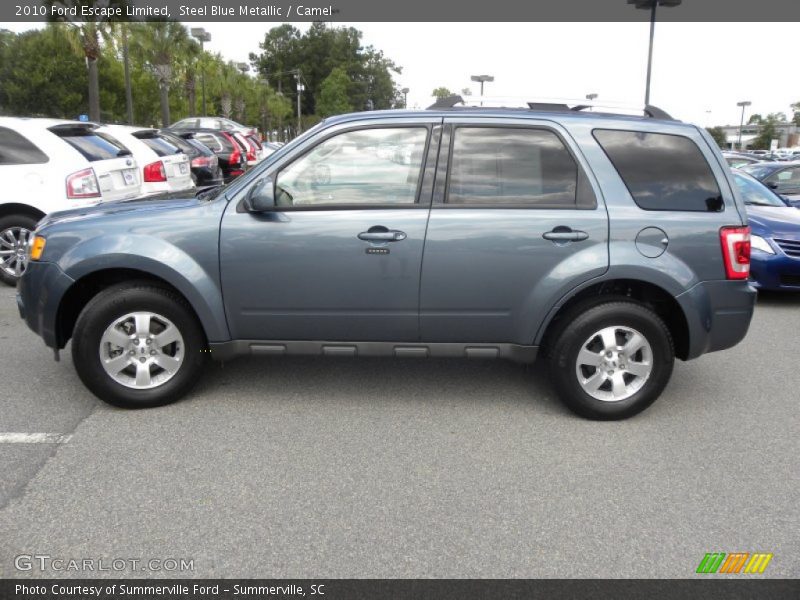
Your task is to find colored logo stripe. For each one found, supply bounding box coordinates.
[744,553,773,574]
[719,553,749,573]
[697,553,726,573]
[697,552,773,574]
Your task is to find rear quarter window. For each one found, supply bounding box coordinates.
[593,129,723,212]
[136,134,181,157]
[0,127,49,165]
[194,133,226,153]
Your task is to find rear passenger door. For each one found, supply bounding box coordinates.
[419,118,609,345]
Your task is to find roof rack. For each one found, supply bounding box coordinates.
[428,95,465,109]
[426,95,675,121]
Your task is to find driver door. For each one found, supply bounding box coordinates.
[219,119,440,342]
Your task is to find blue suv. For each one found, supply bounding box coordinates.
[18,102,757,419]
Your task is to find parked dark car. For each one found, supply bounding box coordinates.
[165,128,246,183]
[740,161,800,207]
[733,170,800,291]
[18,104,756,420]
[161,131,223,190]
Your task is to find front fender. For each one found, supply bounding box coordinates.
[56,235,229,343]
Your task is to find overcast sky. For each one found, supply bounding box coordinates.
[4,21,798,126]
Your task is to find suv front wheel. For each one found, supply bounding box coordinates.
[72,284,207,408]
[548,300,675,420]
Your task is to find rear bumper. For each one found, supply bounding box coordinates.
[676,280,757,359]
[17,261,74,350]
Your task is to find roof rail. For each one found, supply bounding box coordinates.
[426,96,675,120]
[526,102,674,120]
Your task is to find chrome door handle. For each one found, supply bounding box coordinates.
[542,228,589,242]
[358,230,407,242]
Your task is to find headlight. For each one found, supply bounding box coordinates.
[28,235,46,261]
[750,235,775,255]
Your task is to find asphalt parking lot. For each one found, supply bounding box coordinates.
[0,285,797,579]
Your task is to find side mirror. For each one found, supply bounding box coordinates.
[243,177,275,212]
[767,182,779,190]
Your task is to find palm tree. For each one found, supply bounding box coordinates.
[211,62,242,119]
[175,38,201,117]
[107,22,134,123]
[44,1,129,121]
[131,21,190,127]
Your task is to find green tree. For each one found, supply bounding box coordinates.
[316,67,352,117]
[251,23,401,116]
[791,101,800,126]
[706,126,727,149]
[432,87,452,99]
[0,26,86,118]
[747,114,762,125]
[752,113,786,150]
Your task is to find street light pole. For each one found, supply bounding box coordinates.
[737,100,751,151]
[628,1,682,106]
[294,71,303,136]
[191,28,211,116]
[470,75,494,106]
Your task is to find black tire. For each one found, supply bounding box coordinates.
[0,214,39,286]
[72,283,207,409]
[547,300,674,420]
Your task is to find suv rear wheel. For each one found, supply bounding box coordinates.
[0,214,38,286]
[72,284,207,408]
[548,300,674,420]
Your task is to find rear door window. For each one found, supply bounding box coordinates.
[593,129,723,212]
[446,127,595,208]
[0,126,49,165]
[51,127,131,162]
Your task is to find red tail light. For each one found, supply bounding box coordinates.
[221,133,241,166]
[143,161,167,183]
[66,168,101,199]
[720,226,751,280]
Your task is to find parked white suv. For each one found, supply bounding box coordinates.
[98,125,194,198]
[0,117,142,285]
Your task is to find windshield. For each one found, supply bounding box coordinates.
[733,171,787,207]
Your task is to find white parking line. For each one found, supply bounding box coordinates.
[0,433,72,444]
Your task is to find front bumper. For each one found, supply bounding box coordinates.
[750,251,800,291]
[17,261,75,350]
[676,279,757,360]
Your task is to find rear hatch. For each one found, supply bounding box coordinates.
[49,124,140,202]
[134,130,194,192]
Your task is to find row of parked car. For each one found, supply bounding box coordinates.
[0,115,281,285]
[718,152,800,291]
